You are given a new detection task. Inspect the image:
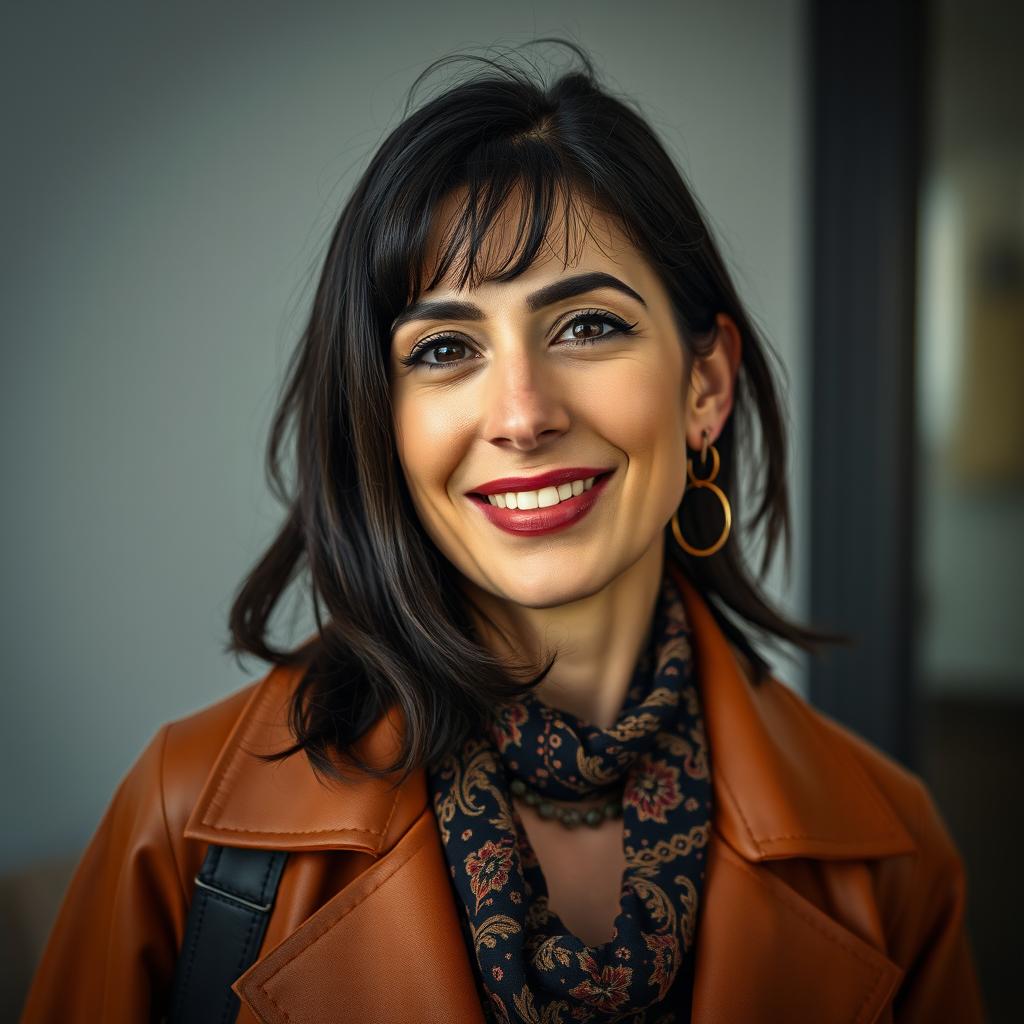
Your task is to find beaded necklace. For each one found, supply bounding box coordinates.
[509,776,624,829]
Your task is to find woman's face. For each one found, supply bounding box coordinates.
[389,193,717,610]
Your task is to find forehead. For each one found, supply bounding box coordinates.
[413,184,645,300]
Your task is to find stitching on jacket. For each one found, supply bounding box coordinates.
[760,835,910,845]
[720,778,911,850]
[376,780,405,852]
[250,815,431,1010]
[854,951,900,1024]
[722,844,903,1021]
[728,841,896,964]
[196,676,393,839]
[197,678,305,830]
[745,682,907,844]
[779,681,904,834]
[711,672,907,850]
[192,823,385,836]
[716,764,763,854]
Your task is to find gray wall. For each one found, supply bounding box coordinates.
[0,0,808,874]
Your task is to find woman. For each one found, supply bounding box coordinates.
[22,41,985,1023]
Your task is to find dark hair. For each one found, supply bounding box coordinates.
[227,39,849,787]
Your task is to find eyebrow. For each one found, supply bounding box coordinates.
[389,271,647,335]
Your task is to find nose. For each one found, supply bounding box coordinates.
[480,344,571,452]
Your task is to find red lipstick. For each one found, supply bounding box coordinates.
[467,470,615,537]
[467,467,613,496]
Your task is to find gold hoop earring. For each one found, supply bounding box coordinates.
[670,430,732,557]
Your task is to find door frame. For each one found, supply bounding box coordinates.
[806,0,928,767]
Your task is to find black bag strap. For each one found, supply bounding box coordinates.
[167,844,289,1023]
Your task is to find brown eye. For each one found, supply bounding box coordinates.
[571,320,603,340]
[429,341,469,365]
[556,310,639,347]
[399,333,478,371]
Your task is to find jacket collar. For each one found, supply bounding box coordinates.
[184,563,915,863]
[186,564,914,1024]
[677,566,915,862]
[184,670,425,856]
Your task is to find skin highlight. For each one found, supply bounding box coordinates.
[390,188,742,731]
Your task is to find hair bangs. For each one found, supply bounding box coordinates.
[397,140,616,324]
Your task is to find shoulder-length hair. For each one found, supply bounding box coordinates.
[227,40,848,786]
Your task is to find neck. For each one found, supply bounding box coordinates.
[461,534,666,729]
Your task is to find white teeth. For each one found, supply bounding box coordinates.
[485,475,601,509]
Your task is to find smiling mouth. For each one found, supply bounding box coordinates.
[466,468,614,509]
[467,469,616,538]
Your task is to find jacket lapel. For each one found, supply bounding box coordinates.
[183,566,916,1024]
[692,838,904,1022]
[676,565,912,1021]
[183,663,486,1023]
[680,563,915,863]
[229,808,487,1024]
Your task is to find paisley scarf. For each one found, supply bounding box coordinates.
[427,564,712,1023]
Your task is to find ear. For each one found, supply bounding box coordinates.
[685,312,742,450]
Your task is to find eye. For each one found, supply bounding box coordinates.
[398,309,640,373]
[400,334,476,371]
[555,309,639,347]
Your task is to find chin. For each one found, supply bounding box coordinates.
[507,586,588,611]
[489,563,609,610]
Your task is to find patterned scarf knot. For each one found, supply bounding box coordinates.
[428,565,712,1023]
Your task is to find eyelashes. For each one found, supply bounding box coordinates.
[397,308,640,373]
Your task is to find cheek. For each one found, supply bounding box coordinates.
[588,355,686,462]
[392,391,472,506]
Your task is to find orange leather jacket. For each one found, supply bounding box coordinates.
[21,569,986,1022]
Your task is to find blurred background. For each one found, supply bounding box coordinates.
[1,0,1019,1019]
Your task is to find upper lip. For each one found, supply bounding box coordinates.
[467,467,614,496]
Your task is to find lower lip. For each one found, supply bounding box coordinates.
[468,472,615,537]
